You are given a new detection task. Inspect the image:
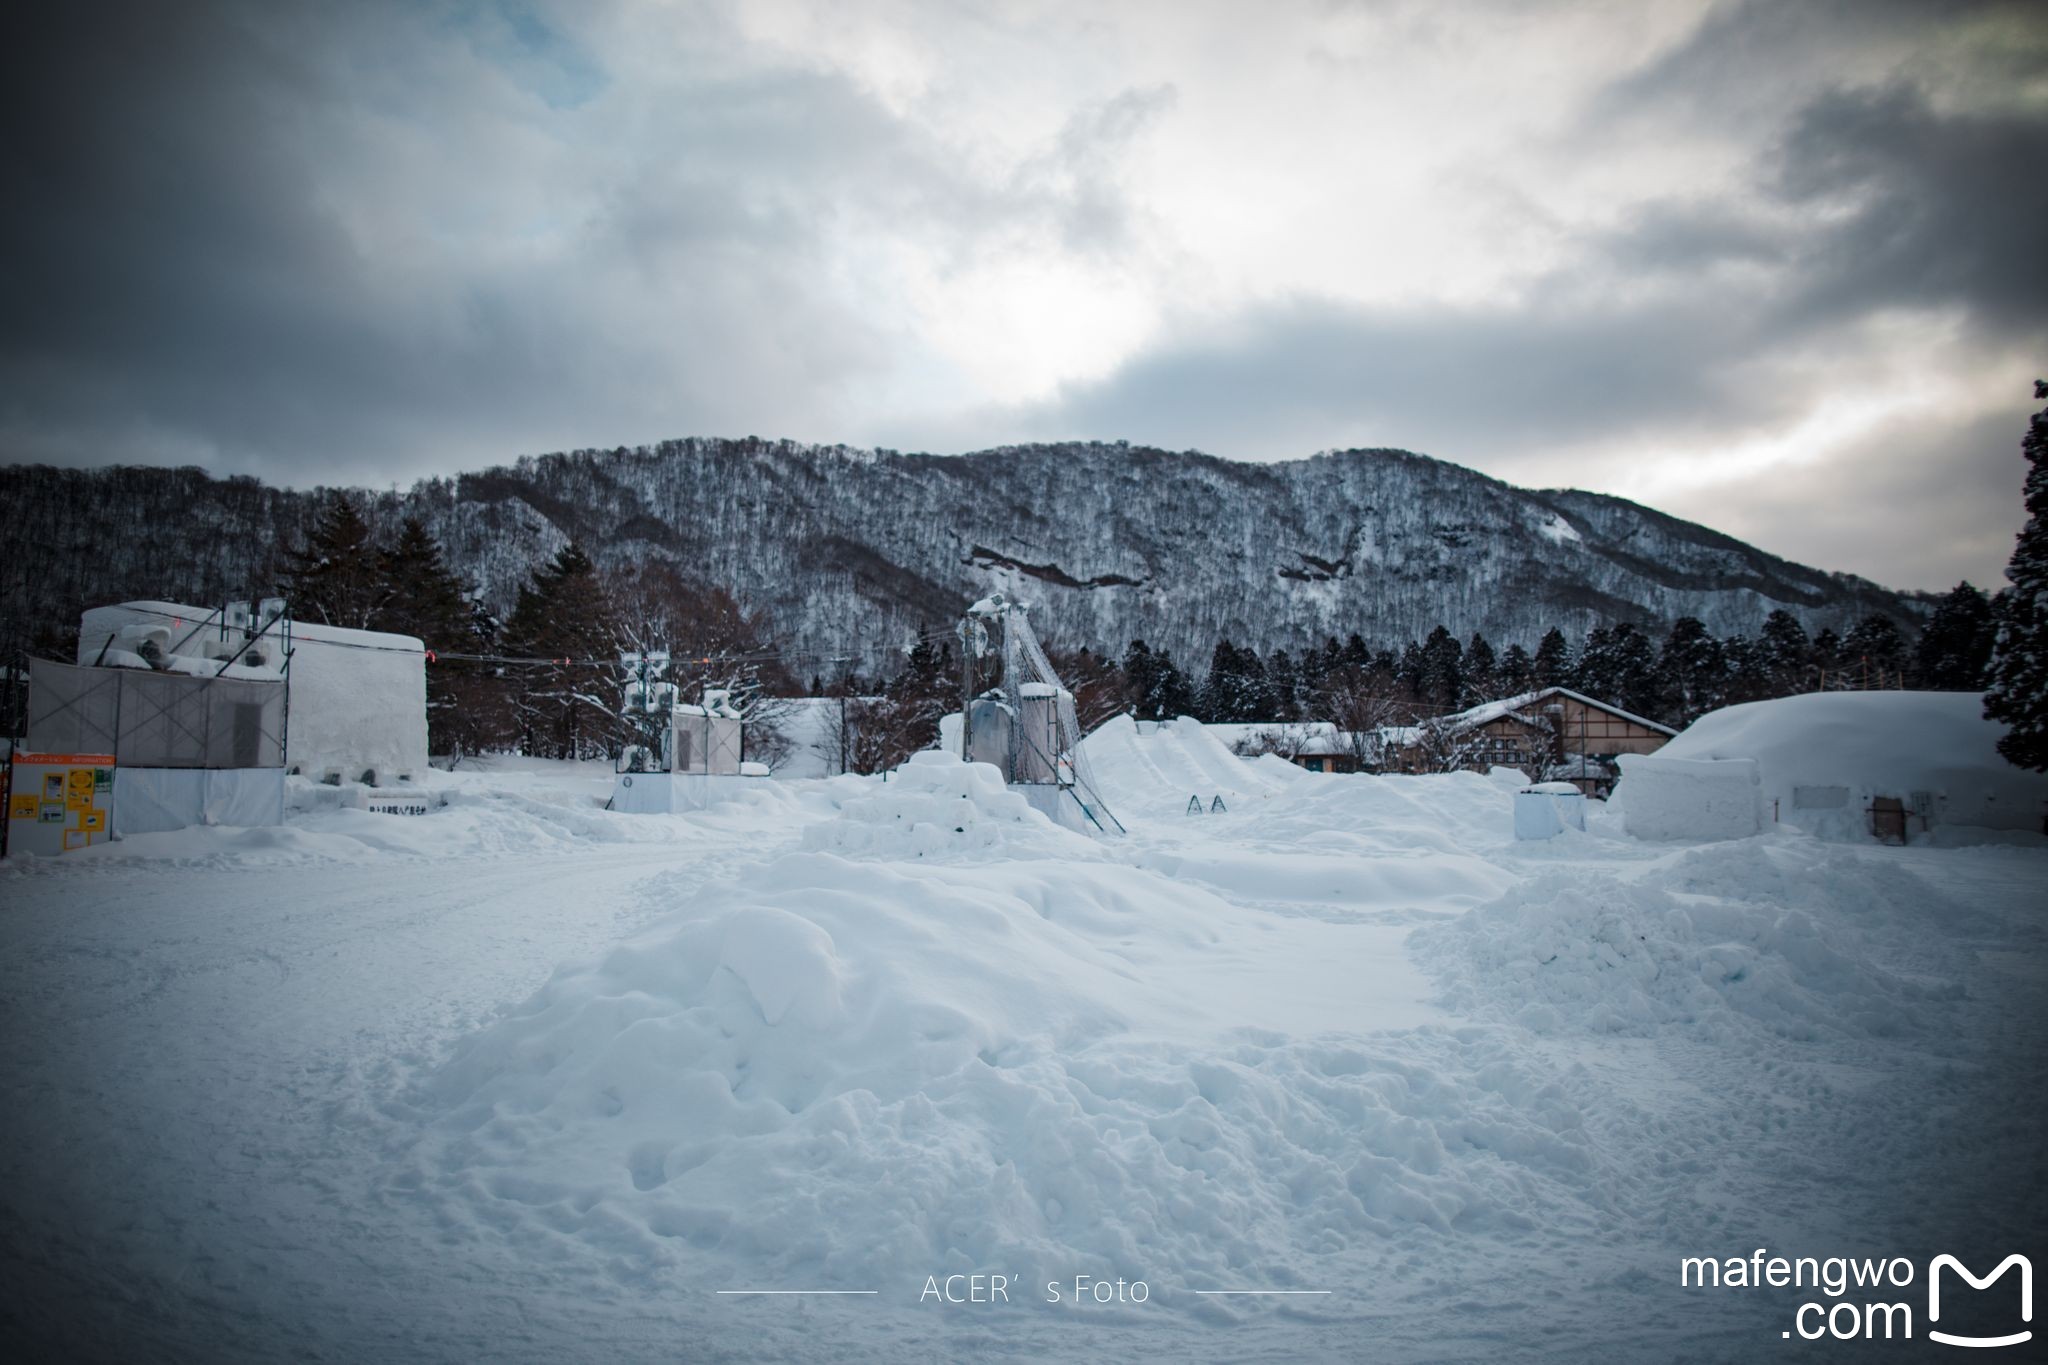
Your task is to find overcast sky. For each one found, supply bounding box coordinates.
[5,0,2044,591]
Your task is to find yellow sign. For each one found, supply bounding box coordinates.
[78,810,106,833]
[7,794,36,820]
[67,768,94,795]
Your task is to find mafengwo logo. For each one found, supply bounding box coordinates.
[1680,1250,2032,1344]
[1928,1254,2032,1349]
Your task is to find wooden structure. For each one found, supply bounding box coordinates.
[1382,687,1675,796]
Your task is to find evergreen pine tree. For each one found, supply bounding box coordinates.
[502,543,623,760]
[1198,641,1235,722]
[1151,650,1197,719]
[1658,616,1725,726]
[1759,609,1813,695]
[1841,615,1907,688]
[1533,627,1573,688]
[1267,648,1300,721]
[1200,640,1271,722]
[1499,642,1537,695]
[374,517,477,755]
[375,518,469,642]
[282,491,383,628]
[1573,625,1615,699]
[1722,634,1771,703]
[1606,622,1660,718]
[1812,628,1846,689]
[1396,639,1425,701]
[1914,582,1995,690]
[1985,381,2048,769]
[1417,625,1462,710]
[1122,639,1160,718]
[1464,633,1498,702]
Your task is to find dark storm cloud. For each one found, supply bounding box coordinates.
[0,1,1185,485]
[2,0,2042,590]
[1772,83,2048,332]
[1589,0,2033,127]
[0,1,948,482]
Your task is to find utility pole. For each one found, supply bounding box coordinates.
[959,617,976,761]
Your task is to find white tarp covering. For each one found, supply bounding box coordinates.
[113,767,286,835]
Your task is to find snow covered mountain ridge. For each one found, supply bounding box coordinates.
[3,439,1916,671]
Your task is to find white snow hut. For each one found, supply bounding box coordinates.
[77,600,428,787]
[1615,691,2048,843]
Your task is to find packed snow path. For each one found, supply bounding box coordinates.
[2,754,2043,1362]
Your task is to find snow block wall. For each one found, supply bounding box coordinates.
[1614,753,1763,842]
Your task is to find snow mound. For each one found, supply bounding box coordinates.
[1647,691,2048,838]
[409,850,1618,1300]
[802,750,1096,859]
[1082,715,1296,819]
[1413,870,1938,1040]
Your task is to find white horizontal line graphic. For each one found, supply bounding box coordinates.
[716,1289,880,1295]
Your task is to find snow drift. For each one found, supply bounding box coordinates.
[1413,858,1948,1040]
[407,761,1614,1307]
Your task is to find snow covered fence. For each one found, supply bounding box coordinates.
[1615,753,1763,842]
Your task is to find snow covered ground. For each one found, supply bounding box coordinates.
[2,727,2044,1362]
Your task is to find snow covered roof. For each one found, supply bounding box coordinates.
[1438,687,1676,738]
[82,601,427,659]
[1663,691,2047,798]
